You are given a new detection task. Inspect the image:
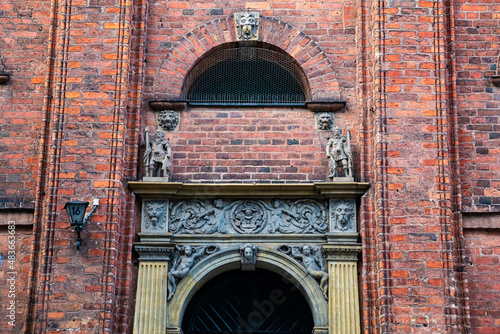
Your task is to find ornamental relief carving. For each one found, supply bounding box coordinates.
[234,12,259,41]
[168,199,328,235]
[142,200,168,232]
[329,199,356,232]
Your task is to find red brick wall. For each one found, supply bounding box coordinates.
[0,0,51,203]
[455,0,500,212]
[0,212,34,333]
[0,0,498,333]
[464,228,500,333]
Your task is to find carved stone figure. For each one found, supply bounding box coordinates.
[266,199,297,233]
[144,127,172,179]
[235,12,259,41]
[169,199,229,234]
[330,199,356,232]
[240,244,257,264]
[279,245,329,299]
[326,125,352,179]
[317,112,334,131]
[158,110,179,131]
[143,200,167,230]
[167,244,218,300]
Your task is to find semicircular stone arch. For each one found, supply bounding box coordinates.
[168,247,329,331]
[154,16,341,101]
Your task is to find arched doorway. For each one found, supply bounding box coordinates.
[182,269,314,334]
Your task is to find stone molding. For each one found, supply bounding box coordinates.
[128,182,370,199]
[134,244,173,261]
[323,244,362,261]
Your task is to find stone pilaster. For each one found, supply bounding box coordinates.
[133,244,173,334]
[323,244,362,334]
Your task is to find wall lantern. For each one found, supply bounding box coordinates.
[64,199,99,249]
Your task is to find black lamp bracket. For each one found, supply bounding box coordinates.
[75,199,99,249]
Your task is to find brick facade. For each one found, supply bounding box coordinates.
[0,0,498,333]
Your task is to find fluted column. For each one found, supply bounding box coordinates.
[134,245,173,334]
[323,244,362,334]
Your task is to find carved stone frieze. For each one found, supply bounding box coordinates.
[278,245,328,299]
[158,110,179,131]
[142,200,169,233]
[168,199,328,235]
[329,199,356,232]
[168,244,219,301]
[234,12,259,41]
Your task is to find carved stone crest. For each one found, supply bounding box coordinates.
[330,199,356,232]
[230,200,267,234]
[142,200,168,232]
[316,112,334,131]
[234,12,259,41]
[158,110,179,131]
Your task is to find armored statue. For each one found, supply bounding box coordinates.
[144,127,172,179]
[326,125,352,179]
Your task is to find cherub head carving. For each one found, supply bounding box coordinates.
[158,110,179,131]
[331,200,355,231]
[317,112,334,131]
[240,244,257,264]
[235,12,259,41]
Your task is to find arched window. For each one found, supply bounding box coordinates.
[182,47,309,106]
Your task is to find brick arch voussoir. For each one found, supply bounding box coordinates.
[155,16,340,100]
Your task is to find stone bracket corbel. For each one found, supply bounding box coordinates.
[306,100,346,112]
[148,99,188,112]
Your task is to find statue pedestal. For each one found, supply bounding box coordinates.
[329,177,354,182]
[143,177,170,182]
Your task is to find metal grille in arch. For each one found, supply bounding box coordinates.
[183,47,308,106]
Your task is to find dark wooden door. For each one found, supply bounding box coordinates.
[182,270,314,334]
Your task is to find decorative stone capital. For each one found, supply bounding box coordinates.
[134,244,173,261]
[323,244,361,262]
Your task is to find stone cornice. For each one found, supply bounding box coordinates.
[128,182,370,199]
